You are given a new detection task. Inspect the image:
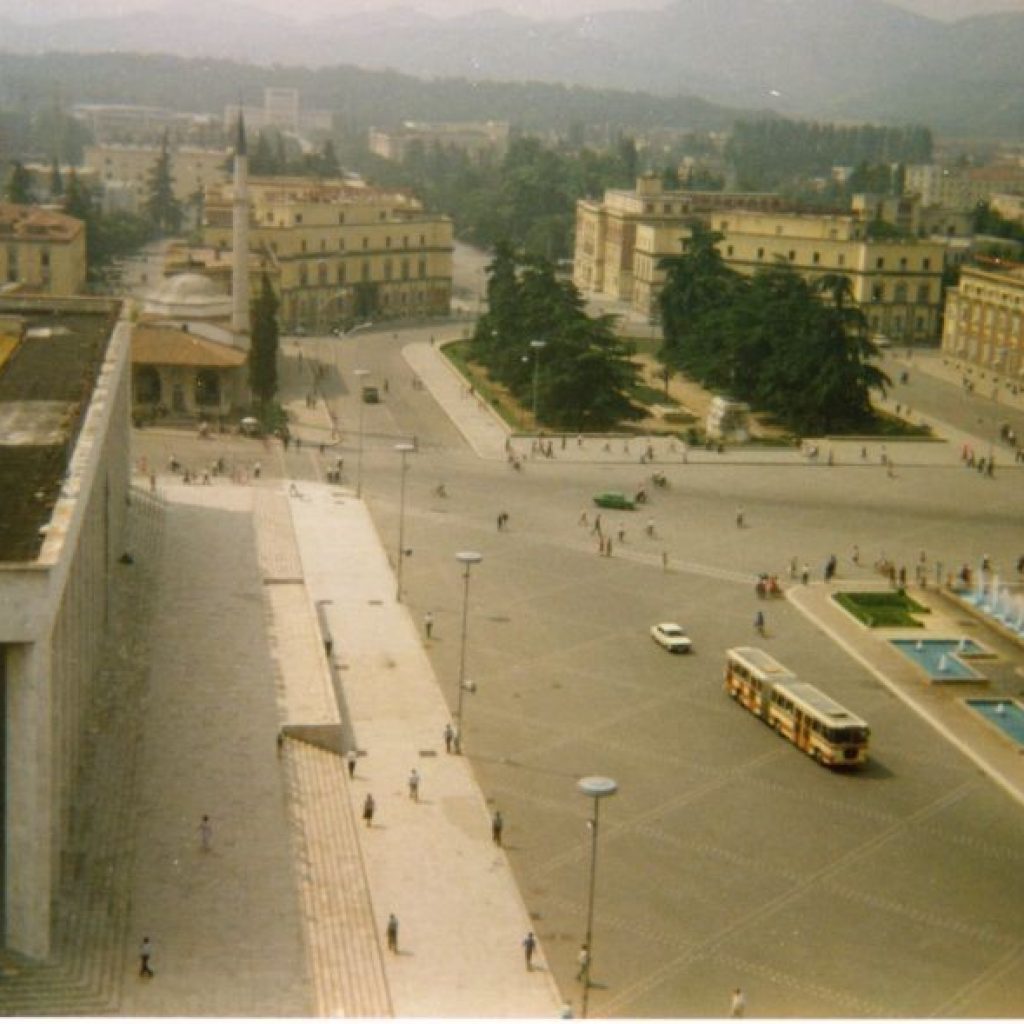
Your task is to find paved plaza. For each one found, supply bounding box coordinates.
[2,323,1024,1018]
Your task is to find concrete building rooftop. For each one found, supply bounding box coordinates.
[0,301,119,562]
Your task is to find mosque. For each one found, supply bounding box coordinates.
[130,116,254,420]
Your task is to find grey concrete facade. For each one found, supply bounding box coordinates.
[2,306,132,958]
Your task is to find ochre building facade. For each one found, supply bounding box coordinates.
[942,262,1024,380]
[202,176,453,332]
[0,204,86,297]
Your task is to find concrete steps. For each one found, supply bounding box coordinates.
[285,737,392,1018]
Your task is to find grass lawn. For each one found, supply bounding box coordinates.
[833,590,931,628]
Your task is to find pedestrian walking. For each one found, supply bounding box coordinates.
[754,610,765,636]
[617,525,625,543]
[492,809,504,846]
[800,563,810,585]
[852,544,860,565]
[198,814,213,852]
[443,722,454,754]
[576,943,590,981]
[578,509,589,527]
[363,793,375,827]
[645,517,655,537]
[662,550,669,571]
[730,987,746,1018]
[139,936,154,977]
[523,930,537,970]
[346,750,357,779]
[424,611,434,640]
[149,472,156,494]
[408,768,420,801]
[736,507,744,528]
[386,913,399,953]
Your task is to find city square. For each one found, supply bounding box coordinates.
[101,323,1024,1017]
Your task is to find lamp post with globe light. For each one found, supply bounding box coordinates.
[453,550,483,753]
[578,775,618,1018]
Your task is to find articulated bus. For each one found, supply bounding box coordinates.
[725,647,870,768]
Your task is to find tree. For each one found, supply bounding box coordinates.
[143,131,182,235]
[5,161,33,203]
[49,156,64,198]
[658,221,741,383]
[473,250,642,430]
[248,273,279,414]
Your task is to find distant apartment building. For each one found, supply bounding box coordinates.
[83,143,231,213]
[71,103,222,147]
[0,204,86,295]
[990,193,1024,225]
[906,162,1024,211]
[202,175,453,331]
[942,262,1024,379]
[573,174,787,315]
[223,88,331,137]
[368,121,510,162]
[708,210,946,343]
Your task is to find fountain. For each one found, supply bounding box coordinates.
[997,702,1007,715]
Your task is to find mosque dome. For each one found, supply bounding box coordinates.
[144,273,232,320]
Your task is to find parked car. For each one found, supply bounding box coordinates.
[650,622,692,653]
[593,491,635,510]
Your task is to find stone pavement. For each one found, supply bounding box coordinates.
[405,335,1024,809]
[4,330,1021,1017]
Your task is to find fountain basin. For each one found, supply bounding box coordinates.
[966,699,1024,746]
[890,638,987,681]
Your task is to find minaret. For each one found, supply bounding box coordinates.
[231,111,251,339]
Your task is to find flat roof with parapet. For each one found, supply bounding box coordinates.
[0,302,119,563]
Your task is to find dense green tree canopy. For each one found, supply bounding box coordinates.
[726,119,932,191]
[472,245,642,431]
[658,239,890,435]
[4,161,33,203]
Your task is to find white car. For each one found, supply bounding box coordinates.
[651,622,692,653]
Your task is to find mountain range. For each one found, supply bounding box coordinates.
[1,0,1023,135]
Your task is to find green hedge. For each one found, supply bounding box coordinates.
[834,590,929,628]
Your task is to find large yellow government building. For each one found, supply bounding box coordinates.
[574,175,946,343]
[942,262,1024,381]
[202,176,453,332]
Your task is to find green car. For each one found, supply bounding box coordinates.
[593,491,635,510]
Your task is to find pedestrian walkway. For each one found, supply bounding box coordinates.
[404,340,510,460]
[788,581,1024,810]
[287,484,563,1017]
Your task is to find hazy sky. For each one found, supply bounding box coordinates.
[6,0,1024,20]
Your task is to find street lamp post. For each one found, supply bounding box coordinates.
[354,368,369,498]
[988,347,1008,464]
[530,339,547,431]
[453,550,483,753]
[578,775,618,1019]
[394,442,415,601]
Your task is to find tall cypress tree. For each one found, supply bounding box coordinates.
[248,272,279,415]
[143,131,181,235]
[5,161,33,203]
